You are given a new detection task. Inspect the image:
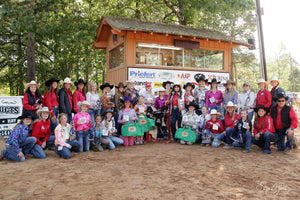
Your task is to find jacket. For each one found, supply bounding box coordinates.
[253,115,275,135]
[59,88,73,115]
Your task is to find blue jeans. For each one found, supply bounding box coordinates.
[102,136,123,150]
[2,137,36,162]
[76,130,90,152]
[233,131,252,150]
[277,128,294,151]
[211,133,221,147]
[88,109,96,125]
[171,108,182,139]
[252,132,278,153]
[56,140,81,159]
[209,105,221,113]
[29,135,56,159]
[50,108,59,135]
[218,128,234,145]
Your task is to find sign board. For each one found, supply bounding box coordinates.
[128,67,230,93]
[0,96,23,137]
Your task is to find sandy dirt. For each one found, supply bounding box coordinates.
[0,128,300,200]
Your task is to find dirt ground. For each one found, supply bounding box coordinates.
[0,128,300,200]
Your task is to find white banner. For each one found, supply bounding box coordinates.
[128,67,230,93]
[0,96,23,137]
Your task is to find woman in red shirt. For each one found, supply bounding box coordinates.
[73,79,87,113]
[255,79,272,109]
[22,80,42,119]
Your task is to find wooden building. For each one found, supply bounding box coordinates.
[93,16,250,90]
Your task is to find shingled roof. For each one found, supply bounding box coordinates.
[103,16,249,46]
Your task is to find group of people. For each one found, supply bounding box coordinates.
[0,74,298,162]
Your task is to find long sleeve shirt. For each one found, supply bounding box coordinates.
[86,91,100,109]
[54,124,71,148]
[31,120,51,146]
[140,91,155,106]
[253,116,275,135]
[5,123,30,154]
[101,94,114,110]
[118,108,137,124]
[205,119,224,134]
[154,96,167,109]
[206,90,223,107]
[198,114,211,130]
[181,111,200,130]
[73,89,86,113]
[73,112,92,131]
[274,107,298,130]
[224,113,241,129]
[114,91,124,112]
[194,86,208,108]
[124,88,139,105]
[238,90,255,113]
[223,90,238,106]
[43,90,59,117]
[256,89,272,108]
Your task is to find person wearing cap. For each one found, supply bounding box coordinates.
[170,84,184,140]
[180,102,200,145]
[270,76,286,108]
[73,79,87,113]
[206,78,223,113]
[100,82,115,115]
[114,82,125,136]
[73,101,93,152]
[205,109,224,147]
[59,77,73,123]
[124,79,139,106]
[22,80,42,119]
[255,79,272,109]
[194,74,208,109]
[44,77,60,135]
[223,80,238,115]
[218,101,241,149]
[183,82,195,106]
[154,87,169,141]
[270,93,298,153]
[252,105,277,154]
[238,81,255,121]
[86,82,100,125]
[0,113,37,162]
[140,82,155,109]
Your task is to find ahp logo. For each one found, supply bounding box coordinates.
[177,73,191,79]
[130,70,155,78]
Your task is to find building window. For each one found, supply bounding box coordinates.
[109,44,124,69]
[136,42,224,70]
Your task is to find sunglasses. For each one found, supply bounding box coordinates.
[277,100,285,103]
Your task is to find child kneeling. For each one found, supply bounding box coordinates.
[204,109,224,147]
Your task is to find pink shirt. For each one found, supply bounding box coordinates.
[73,112,92,131]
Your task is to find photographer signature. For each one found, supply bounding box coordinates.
[256,181,290,196]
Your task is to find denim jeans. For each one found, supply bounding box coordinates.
[233,131,252,150]
[2,137,36,162]
[209,105,222,113]
[76,130,90,152]
[88,109,96,125]
[56,140,81,159]
[211,133,221,147]
[171,108,182,139]
[102,136,124,150]
[218,128,234,145]
[50,107,59,135]
[252,131,278,153]
[277,128,294,151]
[30,135,56,159]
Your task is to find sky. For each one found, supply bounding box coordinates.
[260,0,300,64]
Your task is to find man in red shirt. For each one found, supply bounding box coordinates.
[270,93,298,153]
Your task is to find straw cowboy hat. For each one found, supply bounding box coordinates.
[77,100,91,109]
[254,104,269,113]
[61,77,72,85]
[270,76,282,85]
[194,73,208,83]
[158,87,166,92]
[210,109,221,116]
[183,82,195,90]
[25,80,40,90]
[224,101,237,110]
[162,81,174,89]
[256,78,269,86]
[208,78,221,85]
[74,79,87,86]
[223,80,236,87]
[126,79,136,84]
[37,107,52,117]
[115,82,126,88]
[100,82,114,90]
[45,77,59,87]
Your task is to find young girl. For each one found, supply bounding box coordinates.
[255,79,272,109]
[86,82,100,124]
[218,101,241,148]
[194,74,208,108]
[181,102,200,145]
[22,80,42,119]
[31,107,55,159]
[154,88,168,141]
[55,113,81,159]
[183,82,195,106]
[118,97,137,146]
[59,77,73,123]
[73,101,93,152]
[163,81,173,141]
[90,115,110,152]
[206,78,223,113]
[101,109,124,150]
[232,109,252,153]
[124,79,139,106]
[205,109,224,147]
[100,82,115,115]
[141,82,155,110]
[252,105,277,154]
[1,114,37,162]
[73,79,87,113]
[198,106,211,144]
[134,96,147,144]
[170,84,184,141]
[223,80,238,114]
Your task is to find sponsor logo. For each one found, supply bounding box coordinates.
[130,70,155,78]
[177,73,191,79]
[139,119,147,125]
[182,131,189,137]
[128,127,136,132]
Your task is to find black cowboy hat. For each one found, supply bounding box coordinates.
[183,82,195,90]
[185,101,199,110]
[74,79,87,86]
[100,82,114,90]
[17,113,35,120]
[45,77,59,87]
[208,78,221,84]
[194,73,208,83]
[162,81,174,89]
[254,105,269,113]
[115,82,126,88]
[276,93,289,101]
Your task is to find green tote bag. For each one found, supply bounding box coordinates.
[122,121,144,136]
[175,126,196,143]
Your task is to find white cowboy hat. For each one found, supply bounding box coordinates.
[77,100,91,109]
[37,107,51,116]
[158,87,166,92]
[270,76,281,85]
[126,79,136,84]
[61,77,73,85]
[210,109,221,116]
[25,80,40,90]
[256,78,269,86]
[224,101,237,109]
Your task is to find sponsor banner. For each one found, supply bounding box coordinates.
[128,67,230,93]
[0,96,23,137]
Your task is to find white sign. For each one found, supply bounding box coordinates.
[0,96,23,137]
[128,67,230,93]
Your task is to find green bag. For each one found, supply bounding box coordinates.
[175,126,196,143]
[138,116,155,132]
[122,121,143,136]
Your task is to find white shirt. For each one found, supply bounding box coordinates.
[238,90,255,112]
[86,91,100,109]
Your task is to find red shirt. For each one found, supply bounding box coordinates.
[73,89,85,113]
[253,115,275,135]
[184,93,194,105]
[22,93,37,110]
[44,90,59,117]
[275,107,298,130]
[172,93,179,106]
[256,89,272,108]
[66,88,73,110]
[224,113,241,129]
[206,119,224,134]
[31,120,51,146]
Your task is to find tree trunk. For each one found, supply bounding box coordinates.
[17,34,24,95]
[26,32,36,82]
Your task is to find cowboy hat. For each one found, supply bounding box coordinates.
[17,113,35,120]
[194,73,208,83]
[158,87,166,92]
[276,93,289,101]
[45,77,59,87]
[115,82,126,88]
[37,107,52,116]
[210,109,221,116]
[77,101,91,109]
[162,81,174,89]
[183,82,195,90]
[254,105,269,113]
[208,78,220,85]
[74,79,87,86]
[224,101,237,110]
[270,76,282,85]
[243,81,251,86]
[185,101,199,110]
[126,79,136,84]
[61,77,72,85]
[120,96,133,103]
[25,80,40,90]
[100,83,114,90]
[223,80,236,86]
[256,78,269,86]
[102,108,114,115]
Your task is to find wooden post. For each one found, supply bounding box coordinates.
[290,53,296,92]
